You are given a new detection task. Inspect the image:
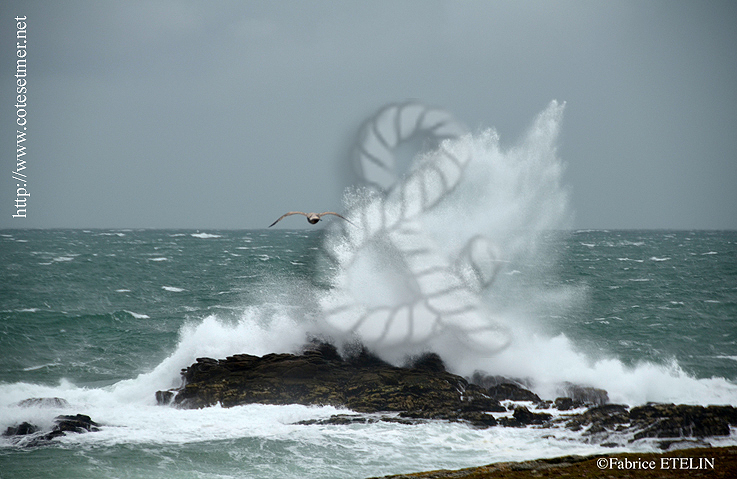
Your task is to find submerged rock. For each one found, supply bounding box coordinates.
[3,414,100,447]
[3,422,37,437]
[497,406,553,427]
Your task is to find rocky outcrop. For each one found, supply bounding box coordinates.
[630,404,737,440]
[3,414,100,447]
[564,403,737,449]
[156,342,737,447]
[159,342,505,427]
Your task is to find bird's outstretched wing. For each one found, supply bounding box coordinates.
[269,211,307,227]
[318,212,354,225]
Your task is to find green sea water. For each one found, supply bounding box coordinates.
[1,229,735,478]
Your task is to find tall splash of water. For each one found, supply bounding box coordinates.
[314,101,571,370]
[307,101,737,407]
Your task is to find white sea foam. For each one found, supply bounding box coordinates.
[53,256,75,262]
[0,384,638,473]
[467,328,737,407]
[191,232,222,239]
[161,286,185,292]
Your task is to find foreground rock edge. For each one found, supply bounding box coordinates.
[365,446,737,479]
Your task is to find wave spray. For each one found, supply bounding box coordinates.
[311,101,737,406]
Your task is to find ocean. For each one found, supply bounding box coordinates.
[2,102,736,477]
[1,228,735,478]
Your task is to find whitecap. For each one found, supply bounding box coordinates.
[191,233,222,239]
[124,311,150,319]
[22,362,61,371]
[649,257,671,262]
[161,286,185,292]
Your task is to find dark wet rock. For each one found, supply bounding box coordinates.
[554,397,575,410]
[3,414,100,447]
[558,382,609,406]
[562,403,737,448]
[159,342,505,427]
[514,406,552,425]
[629,404,737,440]
[486,383,542,403]
[469,372,530,390]
[155,390,175,405]
[54,414,100,433]
[3,422,37,437]
[16,397,70,408]
[406,352,447,373]
[498,406,552,427]
[298,414,381,426]
[298,413,419,426]
[564,404,630,434]
[458,411,498,427]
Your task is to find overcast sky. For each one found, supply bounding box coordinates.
[1,0,735,230]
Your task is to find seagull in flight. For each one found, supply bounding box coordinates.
[269,211,353,227]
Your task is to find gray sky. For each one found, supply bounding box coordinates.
[2,0,735,230]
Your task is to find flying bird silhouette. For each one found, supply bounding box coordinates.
[268,211,353,227]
